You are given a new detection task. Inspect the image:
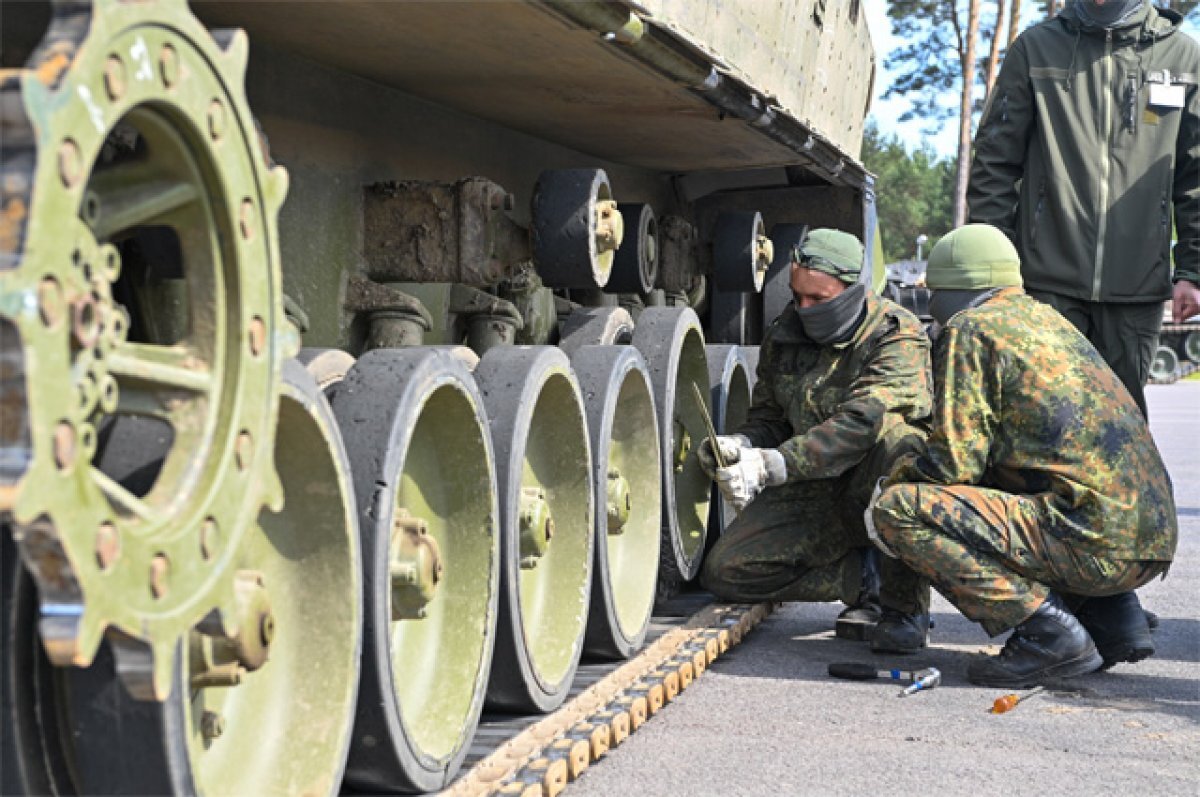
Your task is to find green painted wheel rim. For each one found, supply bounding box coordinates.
[518,371,592,689]
[390,383,495,762]
[724,363,752,433]
[605,369,659,638]
[182,372,359,797]
[674,328,712,565]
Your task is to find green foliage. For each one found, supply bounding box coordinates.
[882,0,962,133]
[861,122,956,262]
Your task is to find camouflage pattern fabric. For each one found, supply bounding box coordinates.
[875,288,1177,634]
[874,482,1169,635]
[1024,289,1163,419]
[703,422,931,614]
[740,291,933,482]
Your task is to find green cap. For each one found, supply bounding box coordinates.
[925,224,1023,290]
[793,228,863,284]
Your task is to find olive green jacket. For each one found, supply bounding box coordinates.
[890,289,1177,561]
[739,293,932,483]
[969,2,1200,301]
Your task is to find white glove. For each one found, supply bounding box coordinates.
[698,433,752,478]
[864,478,898,559]
[715,448,786,512]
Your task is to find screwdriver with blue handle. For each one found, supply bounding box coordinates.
[828,662,942,697]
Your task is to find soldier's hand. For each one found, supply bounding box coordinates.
[698,434,750,479]
[715,447,786,510]
[1173,279,1200,323]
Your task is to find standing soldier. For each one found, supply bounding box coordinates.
[871,225,1177,686]
[699,229,932,653]
[969,0,1200,416]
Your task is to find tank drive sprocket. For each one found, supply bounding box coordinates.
[0,0,288,700]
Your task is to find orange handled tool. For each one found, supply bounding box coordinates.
[989,685,1045,714]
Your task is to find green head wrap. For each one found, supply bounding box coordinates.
[792,228,863,285]
[925,224,1023,290]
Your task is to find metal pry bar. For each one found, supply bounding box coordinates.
[691,381,726,469]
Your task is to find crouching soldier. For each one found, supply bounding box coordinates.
[872,224,1177,687]
[699,229,932,652]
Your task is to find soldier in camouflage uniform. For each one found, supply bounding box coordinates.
[871,224,1177,687]
[698,229,932,652]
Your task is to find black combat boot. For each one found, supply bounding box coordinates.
[835,549,881,641]
[967,592,1103,688]
[870,608,929,654]
[1074,592,1154,669]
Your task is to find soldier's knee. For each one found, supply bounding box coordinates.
[873,483,921,551]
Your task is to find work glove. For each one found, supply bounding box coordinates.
[715,447,787,512]
[697,434,752,479]
[864,478,898,559]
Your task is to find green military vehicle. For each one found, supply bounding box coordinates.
[0,1,877,793]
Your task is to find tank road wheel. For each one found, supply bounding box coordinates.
[741,345,761,391]
[558,306,636,355]
[2,531,75,795]
[763,224,808,332]
[532,168,624,289]
[1179,330,1200,364]
[570,346,661,659]
[0,0,288,697]
[710,212,772,345]
[704,345,754,540]
[297,346,357,392]
[329,349,499,793]
[476,347,594,712]
[1150,345,1180,382]
[632,308,712,598]
[608,203,658,294]
[712,211,773,293]
[172,361,362,796]
[4,362,361,796]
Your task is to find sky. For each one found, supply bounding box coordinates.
[863,0,1200,158]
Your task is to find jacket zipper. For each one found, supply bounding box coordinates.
[1092,30,1113,302]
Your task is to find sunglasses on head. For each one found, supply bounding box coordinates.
[791,247,859,279]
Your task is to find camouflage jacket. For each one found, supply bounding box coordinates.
[890,289,1177,561]
[739,292,932,482]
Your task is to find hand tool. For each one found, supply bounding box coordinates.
[691,382,727,469]
[989,685,1045,714]
[827,662,941,697]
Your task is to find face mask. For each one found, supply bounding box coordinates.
[796,283,867,345]
[928,288,1002,326]
[1075,0,1143,28]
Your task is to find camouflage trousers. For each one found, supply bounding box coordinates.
[701,424,929,614]
[873,482,1169,636]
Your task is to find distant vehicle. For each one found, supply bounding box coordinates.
[885,259,931,321]
[1152,303,1200,383]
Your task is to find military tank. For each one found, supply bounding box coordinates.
[0,1,876,793]
[1151,302,1200,383]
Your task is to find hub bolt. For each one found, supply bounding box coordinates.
[200,710,225,740]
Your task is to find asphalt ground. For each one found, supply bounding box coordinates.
[571,383,1200,797]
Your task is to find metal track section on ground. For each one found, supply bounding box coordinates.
[433,596,773,797]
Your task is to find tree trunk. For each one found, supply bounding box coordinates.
[1009,0,1023,44]
[983,0,1009,101]
[953,0,982,228]
[1046,0,1060,18]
